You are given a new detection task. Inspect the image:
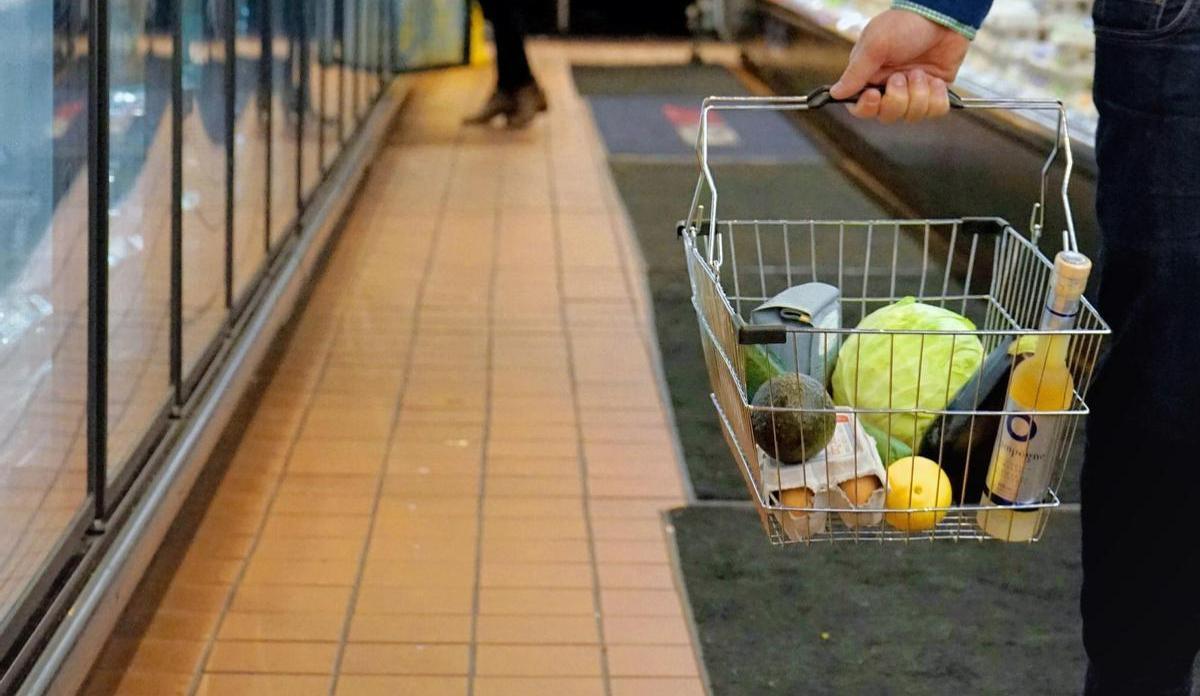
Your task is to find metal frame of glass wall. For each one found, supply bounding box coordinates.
[0,0,467,686]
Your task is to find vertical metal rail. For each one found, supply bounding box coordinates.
[87,0,110,526]
[225,0,237,311]
[351,0,359,124]
[170,0,184,406]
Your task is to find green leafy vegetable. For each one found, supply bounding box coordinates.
[831,298,984,455]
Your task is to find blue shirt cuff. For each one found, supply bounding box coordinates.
[892,0,994,39]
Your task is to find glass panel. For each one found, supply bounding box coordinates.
[394,0,469,71]
[271,0,300,248]
[232,0,269,305]
[301,0,320,201]
[0,0,90,616]
[319,0,341,175]
[180,0,230,380]
[107,0,172,476]
[340,0,352,139]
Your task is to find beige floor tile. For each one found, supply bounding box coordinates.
[593,540,671,565]
[141,609,222,641]
[601,589,685,618]
[609,677,707,696]
[607,646,701,677]
[195,673,331,696]
[475,615,599,645]
[217,612,345,642]
[479,539,590,564]
[360,560,476,587]
[474,645,602,677]
[83,670,192,696]
[123,638,209,675]
[603,616,694,645]
[354,585,474,615]
[252,536,366,561]
[206,640,337,674]
[479,562,594,589]
[484,475,581,497]
[339,642,469,675]
[349,614,473,643]
[477,588,595,616]
[473,677,606,696]
[597,563,676,590]
[159,583,232,615]
[335,675,468,696]
[229,585,352,614]
[241,557,360,587]
[260,513,372,539]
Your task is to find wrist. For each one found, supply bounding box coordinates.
[891,0,979,39]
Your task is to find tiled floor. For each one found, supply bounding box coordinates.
[82,41,711,695]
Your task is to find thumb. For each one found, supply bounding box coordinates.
[831,38,884,99]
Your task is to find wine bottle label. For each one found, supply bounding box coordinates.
[984,394,1063,506]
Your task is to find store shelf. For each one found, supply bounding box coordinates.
[755,0,1097,154]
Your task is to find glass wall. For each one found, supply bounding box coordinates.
[0,0,466,679]
[232,0,270,307]
[106,0,173,482]
[180,0,231,384]
[0,0,89,623]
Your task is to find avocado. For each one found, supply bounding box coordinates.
[751,373,837,464]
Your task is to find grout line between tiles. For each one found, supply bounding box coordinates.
[184,325,347,695]
[326,132,468,695]
[546,78,615,696]
[464,129,501,696]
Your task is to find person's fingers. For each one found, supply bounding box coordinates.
[927,77,950,119]
[877,73,908,124]
[904,70,931,123]
[831,29,886,99]
[847,87,882,119]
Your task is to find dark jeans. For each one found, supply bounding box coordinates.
[478,0,535,93]
[1085,0,1200,693]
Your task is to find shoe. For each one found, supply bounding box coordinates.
[464,90,516,125]
[506,84,548,129]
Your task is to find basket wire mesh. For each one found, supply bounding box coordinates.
[681,90,1110,545]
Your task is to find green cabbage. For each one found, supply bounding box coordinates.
[832,298,983,456]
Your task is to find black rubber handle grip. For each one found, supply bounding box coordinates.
[804,84,965,110]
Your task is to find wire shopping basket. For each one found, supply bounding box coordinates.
[679,87,1110,545]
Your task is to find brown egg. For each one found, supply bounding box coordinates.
[840,475,882,506]
[779,486,813,517]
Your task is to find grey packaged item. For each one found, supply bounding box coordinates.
[751,282,841,383]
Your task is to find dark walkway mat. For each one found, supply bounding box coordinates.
[586,94,824,162]
[673,505,1091,696]
[572,64,750,97]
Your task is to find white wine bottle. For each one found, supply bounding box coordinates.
[978,251,1092,541]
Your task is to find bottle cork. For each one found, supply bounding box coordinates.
[1053,251,1092,302]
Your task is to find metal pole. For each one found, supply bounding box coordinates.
[87,0,110,525]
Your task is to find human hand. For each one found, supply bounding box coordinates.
[830,9,971,123]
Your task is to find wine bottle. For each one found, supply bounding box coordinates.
[977,251,1092,541]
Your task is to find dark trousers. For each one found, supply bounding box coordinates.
[1085,0,1200,693]
[477,0,535,92]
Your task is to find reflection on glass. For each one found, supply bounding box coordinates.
[320,0,343,173]
[301,0,321,201]
[271,0,301,248]
[0,0,88,616]
[107,0,172,478]
[232,0,269,305]
[180,0,230,380]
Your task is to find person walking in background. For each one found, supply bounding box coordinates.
[465,0,547,128]
[830,2,1200,694]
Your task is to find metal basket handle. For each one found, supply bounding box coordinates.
[683,86,1077,270]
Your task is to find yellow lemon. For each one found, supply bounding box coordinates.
[884,457,952,531]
